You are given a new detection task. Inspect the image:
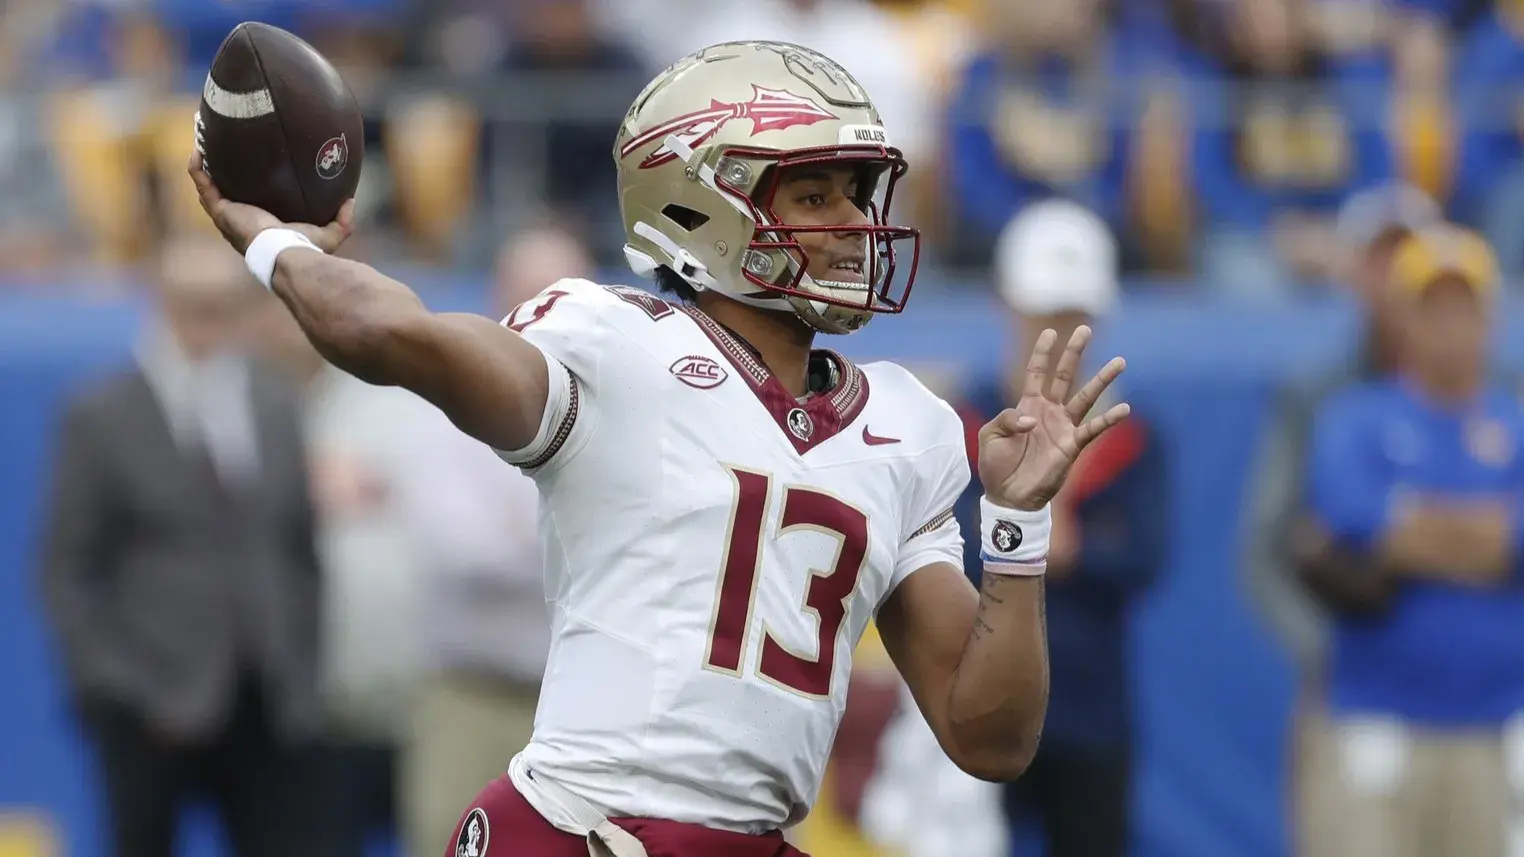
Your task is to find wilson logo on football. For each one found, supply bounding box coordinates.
[670,355,728,389]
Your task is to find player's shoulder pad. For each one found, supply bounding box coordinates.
[599,283,683,323]
[500,278,681,330]
[498,277,608,324]
[858,361,966,451]
[499,279,684,381]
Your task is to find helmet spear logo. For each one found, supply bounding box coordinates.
[622,86,838,170]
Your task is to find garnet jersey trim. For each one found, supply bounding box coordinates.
[492,345,583,472]
[908,506,956,540]
[680,305,870,454]
[521,375,580,470]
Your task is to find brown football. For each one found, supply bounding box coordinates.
[194,21,363,225]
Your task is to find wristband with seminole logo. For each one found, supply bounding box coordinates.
[979,496,1050,576]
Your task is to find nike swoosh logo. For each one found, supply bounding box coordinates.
[862,425,900,446]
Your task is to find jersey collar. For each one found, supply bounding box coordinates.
[682,306,870,455]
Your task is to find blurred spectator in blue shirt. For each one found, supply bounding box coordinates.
[1185,0,1391,298]
[32,3,188,266]
[147,0,406,83]
[1241,182,1442,857]
[1245,183,1441,682]
[487,0,645,265]
[944,0,1141,264]
[27,1,159,86]
[1452,2,1524,278]
[1380,14,1456,213]
[954,199,1168,857]
[1389,0,1492,29]
[0,1,73,275]
[1300,224,1524,857]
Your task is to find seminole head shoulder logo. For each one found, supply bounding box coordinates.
[455,808,489,857]
[621,86,838,170]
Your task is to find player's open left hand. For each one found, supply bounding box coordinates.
[188,152,354,256]
[977,326,1130,512]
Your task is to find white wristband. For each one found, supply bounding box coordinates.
[245,228,321,290]
[980,496,1051,576]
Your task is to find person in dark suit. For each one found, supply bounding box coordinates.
[37,233,324,857]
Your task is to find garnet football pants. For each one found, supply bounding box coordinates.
[442,775,807,857]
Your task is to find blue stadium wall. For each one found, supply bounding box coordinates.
[3,274,1522,857]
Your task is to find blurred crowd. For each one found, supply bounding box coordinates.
[16,3,1524,857]
[3,0,1524,295]
[35,181,1524,857]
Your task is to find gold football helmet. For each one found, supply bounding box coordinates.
[615,41,921,335]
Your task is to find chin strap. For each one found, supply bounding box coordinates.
[628,222,718,289]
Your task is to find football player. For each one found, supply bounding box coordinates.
[189,40,1129,857]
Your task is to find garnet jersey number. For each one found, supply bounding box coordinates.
[705,467,868,698]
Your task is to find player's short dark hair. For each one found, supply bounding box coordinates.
[654,266,700,304]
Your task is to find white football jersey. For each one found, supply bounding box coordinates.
[496,279,968,833]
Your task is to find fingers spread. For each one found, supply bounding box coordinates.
[1047,325,1091,403]
[1023,328,1057,399]
[1074,402,1132,449]
[1065,356,1126,424]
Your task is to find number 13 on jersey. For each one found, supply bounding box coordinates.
[703,465,870,699]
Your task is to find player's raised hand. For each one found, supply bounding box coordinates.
[188,152,353,256]
[977,326,1130,511]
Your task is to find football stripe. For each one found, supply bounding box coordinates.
[201,75,275,119]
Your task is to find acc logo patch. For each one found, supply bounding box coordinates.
[316,134,349,180]
[455,808,489,857]
[670,355,728,389]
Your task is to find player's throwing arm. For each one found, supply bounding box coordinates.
[187,26,552,456]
